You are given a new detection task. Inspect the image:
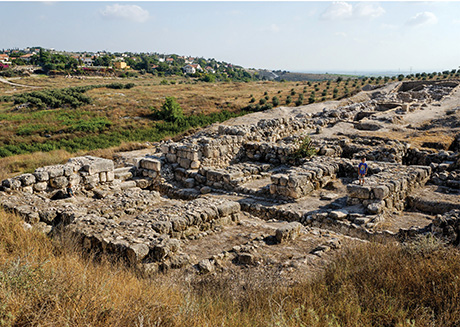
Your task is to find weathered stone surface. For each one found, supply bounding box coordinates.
[139,158,161,171]
[81,157,114,175]
[347,185,371,199]
[33,171,49,182]
[373,185,390,200]
[329,209,348,220]
[126,243,150,264]
[198,259,214,273]
[50,176,68,189]
[275,222,303,243]
[19,174,36,186]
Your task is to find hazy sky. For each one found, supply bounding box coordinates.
[1,1,460,73]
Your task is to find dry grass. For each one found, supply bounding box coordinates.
[0,149,71,180]
[1,208,460,326]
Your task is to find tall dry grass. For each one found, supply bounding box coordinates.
[1,207,460,326]
[0,149,71,180]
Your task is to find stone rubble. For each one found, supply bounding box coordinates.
[1,80,460,275]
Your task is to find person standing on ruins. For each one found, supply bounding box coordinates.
[358,157,368,185]
[67,181,75,198]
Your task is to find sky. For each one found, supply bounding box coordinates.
[1,1,460,73]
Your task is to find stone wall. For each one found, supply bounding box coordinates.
[270,157,341,199]
[347,164,431,214]
[66,197,242,271]
[1,156,114,194]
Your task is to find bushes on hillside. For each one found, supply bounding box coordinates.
[9,86,97,110]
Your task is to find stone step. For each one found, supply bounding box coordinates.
[114,167,136,181]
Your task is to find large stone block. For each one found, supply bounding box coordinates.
[373,185,390,200]
[42,165,64,178]
[19,173,36,186]
[82,158,114,175]
[50,176,68,189]
[33,170,49,182]
[126,243,150,264]
[33,182,48,192]
[139,158,161,171]
[347,184,371,199]
[275,222,303,243]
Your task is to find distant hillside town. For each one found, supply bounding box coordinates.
[2,47,457,83]
[0,46,254,82]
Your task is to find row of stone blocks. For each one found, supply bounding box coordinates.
[1,156,115,194]
[347,165,431,214]
[270,159,341,199]
[66,198,242,269]
[244,141,298,164]
[171,162,272,193]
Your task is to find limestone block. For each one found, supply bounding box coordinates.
[160,144,169,154]
[68,174,81,185]
[33,182,48,192]
[151,244,170,261]
[151,221,172,234]
[135,178,151,189]
[99,172,107,183]
[2,178,21,190]
[279,175,288,186]
[22,186,33,194]
[275,222,303,243]
[184,178,195,188]
[82,158,114,175]
[190,160,201,170]
[46,165,64,178]
[106,171,115,182]
[63,166,74,176]
[367,200,385,214]
[84,174,99,186]
[50,176,68,189]
[198,259,215,273]
[178,157,191,169]
[120,181,137,190]
[146,170,157,179]
[19,173,36,186]
[140,158,161,171]
[329,209,349,220]
[373,185,390,200]
[33,171,49,182]
[171,218,188,232]
[347,184,371,199]
[200,186,211,194]
[126,243,150,264]
[238,253,255,265]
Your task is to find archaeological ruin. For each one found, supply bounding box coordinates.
[1,80,460,277]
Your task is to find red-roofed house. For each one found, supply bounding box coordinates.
[0,54,9,63]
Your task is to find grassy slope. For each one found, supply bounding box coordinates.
[0,75,382,158]
[1,209,460,326]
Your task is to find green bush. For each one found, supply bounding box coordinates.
[292,135,317,160]
[105,83,136,89]
[151,96,184,122]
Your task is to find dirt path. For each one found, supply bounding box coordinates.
[0,77,40,88]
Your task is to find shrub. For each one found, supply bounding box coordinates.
[292,135,316,159]
[153,97,184,122]
[272,96,280,107]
